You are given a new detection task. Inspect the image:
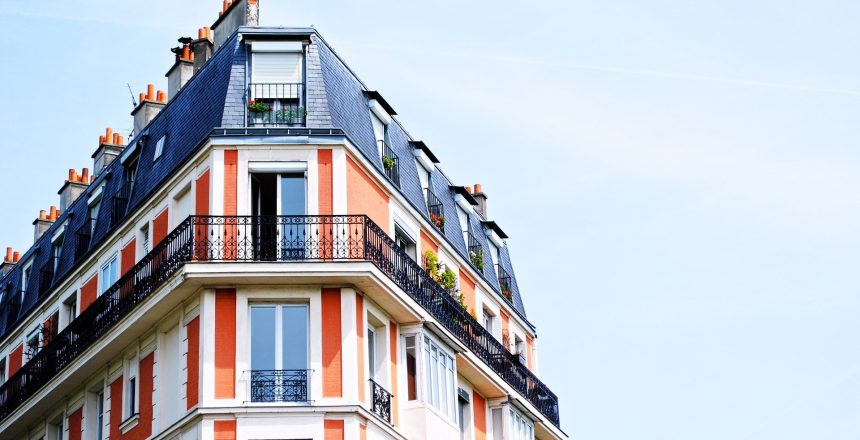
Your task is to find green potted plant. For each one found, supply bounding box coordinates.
[248,100,271,113]
[500,281,513,303]
[382,155,395,170]
[440,267,457,293]
[423,250,440,281]
[469,249,484,270]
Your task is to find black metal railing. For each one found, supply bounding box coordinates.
[467,231,484,271]
[249,370,310,403]
[247,83,306,127]
[379,141,400,187]
[74,220,94,262]
[0,215,560,427]
[111,184,133,227]
[370,379,393,423]
[38,258,57,298]
[425,189,445,233]
[497,264,514,304]
[0,217,194,421]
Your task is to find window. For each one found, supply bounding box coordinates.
[252,51,303,85]
[140,223,150,254]
[514,335,526,364]
[423,336,456,420]
[21,261,32,294]
[101,255,118,294]
[371,113,387,156]
[89,200,101,234]
[125,357,138,418]
[51,234,64,271]
[417,166,431,203]
[509,407,535,440]
[482,307,495,333]
[87,389,105,440]
[64,293,77,324]
[394,226,416,261]
[405,335,417,401]
[0,358,6,384]
[153,136,166,161]
[250,304,309,371]
[367,327,377,379]
[488,241,500,269]
[25,328,40,361]
[458,393,470,440]
[49,419,63,440]
[456,207,469,244]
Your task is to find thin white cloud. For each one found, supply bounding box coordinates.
[342,41,860,97]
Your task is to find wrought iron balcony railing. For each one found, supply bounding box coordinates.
[249,370,310,403]
[111,183,133,227]
[497,264,514,304]
[38,258,57,299]
[369,379,393,423]
[0,215,560,427]
[247,83,306,127]
[425,189,445,232]
[74,219,94,262]
[467,231,484,271]
[379,141,400,187]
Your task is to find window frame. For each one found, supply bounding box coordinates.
[249,303,310,372]
[153,135,166,161]
[100,254,118,294]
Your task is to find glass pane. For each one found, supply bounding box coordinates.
[280,174,306,216]
[367,328,376,377]
[251,306,277,371]
[281,305,308,370]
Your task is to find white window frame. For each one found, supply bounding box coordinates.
[124,354,139,420]
[153,136,166,161]
[422,333,457,421]
[508,406,535,440]
[249,303,310,371]
[100,254,119,294]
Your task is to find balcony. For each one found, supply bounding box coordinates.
[0,215,559,427]
[467,231,484,270]
[379,141,400,187]
[74,219,94,262]
[370,379,393,423]
[111,183,132,227]
[247,83,306,127]
[425,189,445,233]
[249,370,310,403]
[38,258,57,299]
[497,264,514,304]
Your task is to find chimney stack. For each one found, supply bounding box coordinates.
[34,206,59,241]
[59,168,90,211]
[167,38,196,100]
[92,128,125,177]
[472,184,488,219]
[191,27,215,73]
[1,247,18,275]
[212,0,260,49]
[131,84,167,133]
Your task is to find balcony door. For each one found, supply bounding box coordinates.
[251,172,306,260]
[250,304,310,402]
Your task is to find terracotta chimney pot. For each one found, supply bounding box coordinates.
[474,184,483,194]
[13,252,20,263]
[6,247,13,262]
[147,84,156,101]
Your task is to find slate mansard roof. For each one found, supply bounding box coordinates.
[0,27,530,341]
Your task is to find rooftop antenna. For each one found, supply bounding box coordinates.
[126,83,138,108]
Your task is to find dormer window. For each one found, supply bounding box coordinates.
[153,135,166,161]
[249,41,305,127]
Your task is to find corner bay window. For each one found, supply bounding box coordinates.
[404,334,457,421]
[250,304,309,402]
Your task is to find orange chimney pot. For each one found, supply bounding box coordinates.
[5,247,12,263]
[13,252,21,263]
[147,84,156,101]
[39,210,47,220]
[82,168,90,182]
[474,184,483,193]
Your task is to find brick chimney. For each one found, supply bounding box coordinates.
[58,168,90,211]
[166,39,195,100]
[92,128,125,177]
[212,0,260,49]
[472,184,488,219]
[34,206,59,241]
[191,27,214,73]
[1,248,20,275]
[131,84,167,133]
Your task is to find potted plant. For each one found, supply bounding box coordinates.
[440,267,457,293]
[469,249,484,270]
[500,282,513,303]
[430,212,445,230]
[382,155,395,171]
[423,250,440,281]
[288,107,307,126]
[248,100,272,125]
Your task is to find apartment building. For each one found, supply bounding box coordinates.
[0,1,566,439]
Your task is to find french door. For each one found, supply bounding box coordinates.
[251,172,306,260]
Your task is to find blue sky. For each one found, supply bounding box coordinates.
[1,1,859,439]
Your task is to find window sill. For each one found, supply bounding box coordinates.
[119,413,139,434]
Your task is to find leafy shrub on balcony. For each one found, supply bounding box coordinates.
[500,281,513,303]
[424,250,440,281]
[248,100,272,113]
[274,107,307,124]
[440,267,457,292]
[469,248,484,270]
[430,213,445,230]
[382,155,395,170]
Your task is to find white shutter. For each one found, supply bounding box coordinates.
[251,52,302,99]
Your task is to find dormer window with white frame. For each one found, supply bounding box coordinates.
[249,41,305,127]
[153,135,166,161]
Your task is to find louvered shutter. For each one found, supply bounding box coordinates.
[251,52,302,99]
